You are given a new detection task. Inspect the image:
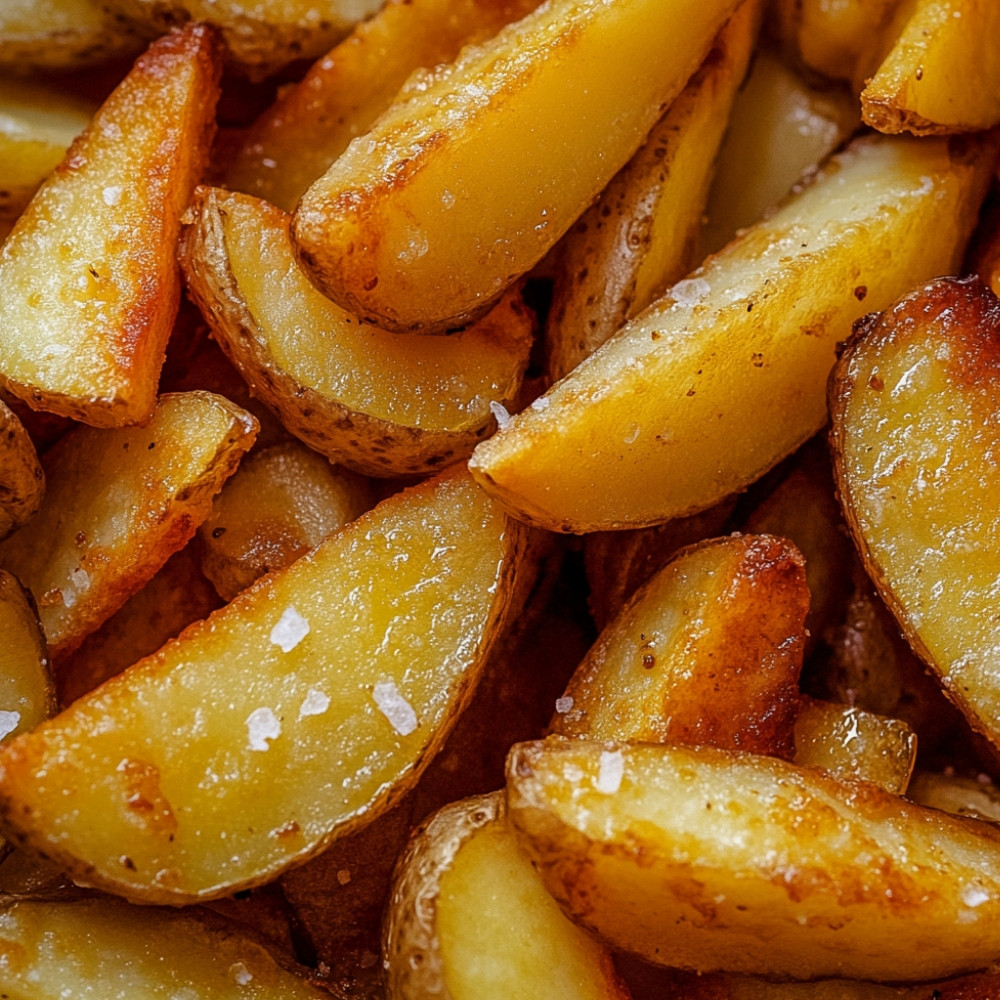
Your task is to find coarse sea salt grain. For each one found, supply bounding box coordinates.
[489,400,512,429]
[671,277,711,307]
[0,710,20,740]
[373,680,418,736]
[299,687,330,719]
[102,185,122,206]
[596,750,624,794]
[246,707,281,751]
[229,963,253,986]
[530,395,550,411]
[270,605,310,653]
[554,696,574,714]
[963,884,990,908]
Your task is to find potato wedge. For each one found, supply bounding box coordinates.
[470,133,994,532]
[908,771,1000,823]
[544,1,759,379]
[0,466,531,903]
[551,534,807,759]
[507,738,1000,981]
[224,0,542,212]
[384,792,628,1000]
[0,77,94,223]
[829,275,1000,751]
[0,895,324,997]
[0,24,221,428]
[199,441,374,602]
[0,398,44,540]
[105,0,382,79]
[181,187,534,476]
[0,391,257,662]
[862,0,1000,135]
[292,0,747,334]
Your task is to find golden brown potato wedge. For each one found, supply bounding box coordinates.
[507,738,1000,981]
[544,1,759,379]
[0,895,324,997]
[0,77,94,223]
[470,133,994,532]
[551,534,807,759]
[292,0,747,334]
[181,187,534,477]
[384,791,629,1000]
[0,398,44,541]
[829,275,1000,752]
[0,466,532,903]
[908,771,1000,823]
[105,0,382,79]
[224,0,542,211]
[793,697,916,795]
[862,0,1000,134]
[0,24,221,428]
[0,391,257,662]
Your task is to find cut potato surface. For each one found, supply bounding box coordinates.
[830,275,1000,751]
[507,738,1000,981]
[0,467,530,903]
[470,133,994,532]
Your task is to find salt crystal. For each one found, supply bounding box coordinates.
[299,687,330,718]
[373,680,418,736]
[229,963,253,986]
[554,696,574,714]
[0,710,20,740]
[596,750,624,794]
[246,707,281,751]
[70,567,90,590]
[670,277,711,307]
[530,395,550,411]
[963,885,990,908]
[489,400,512,429]
[270,605,310,652]
[102,185,122,207]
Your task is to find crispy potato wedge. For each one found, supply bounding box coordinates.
[181,187,534,476]
[551,534,806,758]
[908,771,1000,822]
[862,0,1000,135]
[0,391,257,662]
[507,738,1000,981]
[384,792,628,1000]
[0,398,44,540]
[199,441,374,602]
[470,133,994,532]
[105,0,382,79]
[292,0,747,334]
[224,0,542,212]
[793,698,916,795]
[0,24,221,428]
[0,466,531,903]
[0,895,324,997]
[0,0,150,70]
[829,275,1000,751]
[0,78,94,223]
[544,2,758,379]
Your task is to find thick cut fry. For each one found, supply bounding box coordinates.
[0,398,44,540]
[862,0,1000,135]
[470,134,994,532]
[507,738,1000,981]
[0,896,324,997]
[0,467,530,903]
[181,188,534,476]
[0,391,257,662]
[830,275,1000,752]
[551,535,806,759]
[0,24,221,428]
[199,441,373,602]
[384,792,629,1000]
[292,0,747,334]
[545,2,758,379]
[224,0,542,212]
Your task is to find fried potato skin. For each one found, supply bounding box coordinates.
[0,399,44,541]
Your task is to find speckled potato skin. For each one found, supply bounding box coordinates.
[0,399,44,540]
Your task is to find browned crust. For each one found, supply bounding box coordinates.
[0,400,44,540]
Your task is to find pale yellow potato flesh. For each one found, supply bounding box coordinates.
[292,0,746,334]
[0,398,44,541]
[0,391,257,662]
[908,772,1000,823]
[0,896,323,998]
[470,133,994,532]
[224,0,542,212]
[0,467,530,903]
[545,0,759,379]
[181,188,534,477]
[551,534,807,758]
[793,699,916,795]
[384,792,627,1000]
[863,0,1000,134]
[507,738,1000,981]
[0,24,221,428]
[829,275,1000,752]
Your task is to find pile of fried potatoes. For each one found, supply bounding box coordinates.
[3,0,1000,996]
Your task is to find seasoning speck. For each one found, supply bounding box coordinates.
[373,680,418,736]
[246,707,281,751]
[299,687,330,718]
[270,605,310,652]
[596,750,624,794]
